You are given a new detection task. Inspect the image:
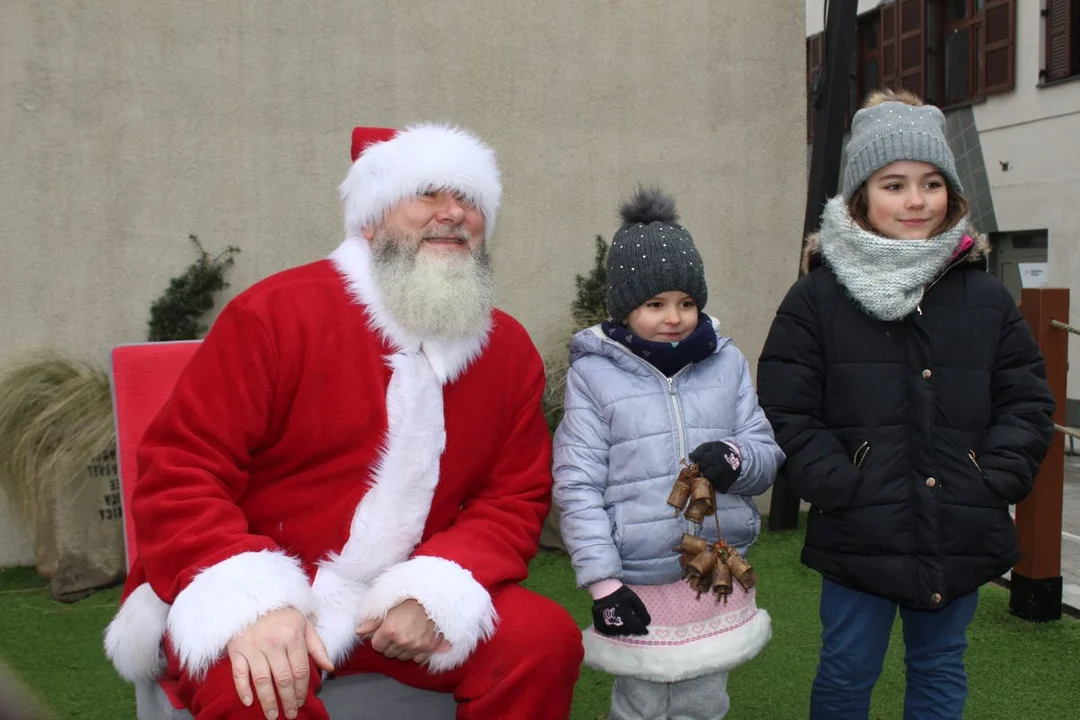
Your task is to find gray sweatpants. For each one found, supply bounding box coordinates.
[607,670,730,720]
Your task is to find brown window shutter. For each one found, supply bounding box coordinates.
[897,0,927,99]
[1046,0,1074,82]
[880,2,899,88]
[982,0,1016,94]
[807,33,824,140]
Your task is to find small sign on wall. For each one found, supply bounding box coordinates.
[1018,262,1048,289]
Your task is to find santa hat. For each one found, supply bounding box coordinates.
[339,123,502,239]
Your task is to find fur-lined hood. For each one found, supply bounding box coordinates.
[800,225,991,276]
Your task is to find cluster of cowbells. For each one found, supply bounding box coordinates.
[666,463,757,603]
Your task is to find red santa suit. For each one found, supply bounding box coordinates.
[103,124,582,719]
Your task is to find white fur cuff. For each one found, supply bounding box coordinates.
[360,556,497,672]
[167,550,316,679]
[104,582,170,682]
[311,565,367,666]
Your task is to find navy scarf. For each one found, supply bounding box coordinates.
[601,314,718,377]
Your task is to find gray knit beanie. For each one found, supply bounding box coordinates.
[841,99,962,200]
[605,187,707,323]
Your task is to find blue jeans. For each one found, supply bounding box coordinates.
[809,579,979,720]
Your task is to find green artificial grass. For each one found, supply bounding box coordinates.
[2,521,1078,719]
[528,521,1080,720]
[0,567,132,717]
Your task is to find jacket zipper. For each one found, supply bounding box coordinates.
[667,374,688,461]
[588,327,693,460]
[853,441,871,468]
[918,255,969,316]
[589,327,695,532]
[968,449,983,474]
[664,369,692,536]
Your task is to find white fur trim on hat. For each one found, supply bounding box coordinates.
[339,123,502,240]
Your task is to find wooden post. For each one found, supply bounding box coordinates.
[1012,288,1069,621]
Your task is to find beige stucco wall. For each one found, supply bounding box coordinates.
[972,2,1080,401]
[0,1,806,565]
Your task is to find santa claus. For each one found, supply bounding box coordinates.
[104,123,583,719]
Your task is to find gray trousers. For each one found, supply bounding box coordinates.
[607,671,730,720]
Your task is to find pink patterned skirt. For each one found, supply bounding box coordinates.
[582,579,771,683]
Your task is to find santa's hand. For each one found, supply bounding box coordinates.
[226,607,333,720]
[357,599,452,665]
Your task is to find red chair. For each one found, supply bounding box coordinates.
[110,341,201,719]
[108,341,454,719]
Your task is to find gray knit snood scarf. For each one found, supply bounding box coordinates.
[817,196,966,322]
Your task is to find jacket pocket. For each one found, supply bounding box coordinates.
[852,441,872,469]
[968,449,983,474]
[965,449,1007,507]
[611,504,625,553]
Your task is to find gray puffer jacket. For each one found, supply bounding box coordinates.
[553,320,784,589]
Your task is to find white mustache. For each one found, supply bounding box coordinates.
[420,227,470,244]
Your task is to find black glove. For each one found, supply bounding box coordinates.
[689,441,742,493]
[591,585,652,637]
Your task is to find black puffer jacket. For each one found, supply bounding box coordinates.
[757,233,1055,610]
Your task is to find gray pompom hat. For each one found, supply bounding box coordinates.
[841,99,963,200]
[605,187,707,323]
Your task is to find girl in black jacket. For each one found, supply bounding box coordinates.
[757,90,1055,720]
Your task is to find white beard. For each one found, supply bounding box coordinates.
[370,228,495,341]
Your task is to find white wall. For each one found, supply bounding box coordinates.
[973,2,1080,400]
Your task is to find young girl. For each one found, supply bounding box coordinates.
[757,90,1056,719]
[553,187,784,720]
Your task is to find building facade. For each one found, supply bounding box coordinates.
[807,0,1080,404]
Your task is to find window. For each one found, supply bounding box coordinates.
[982,1,1017,94]
[889,0,929,97]
[805,0,1017,139]
[908,0,1016,105]
[1043,0,1080,83]
[855,13,882,120]
[942,5,974,103]
[845,13,886,127]
[806,12,881,138]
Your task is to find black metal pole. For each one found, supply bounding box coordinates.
[769,0,860,532]
[801,0,861,257]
